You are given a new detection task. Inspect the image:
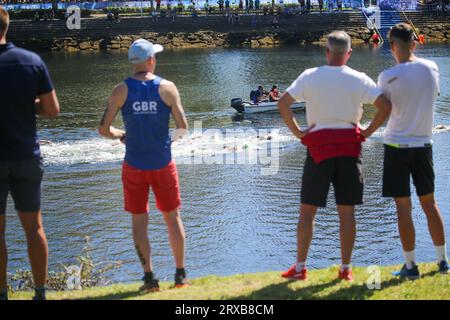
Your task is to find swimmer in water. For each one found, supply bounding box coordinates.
[39,140,53,145]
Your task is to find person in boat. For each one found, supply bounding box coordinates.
[0,7,61,300]
[256,85,267,102]
[98,39,189,293]
[268,85,280,102]
[250,85,268,103]
[379,23,449,278]
[277,30,392,282]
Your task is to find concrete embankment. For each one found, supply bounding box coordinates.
[7,12,449,52]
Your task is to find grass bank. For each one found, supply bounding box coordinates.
[9,263,449,300]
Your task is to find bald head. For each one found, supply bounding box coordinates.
[327,31,351,56]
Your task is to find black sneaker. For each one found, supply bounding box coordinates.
[392,263,420,280]
[32,295,46,300]
[175,270,190,288]
[438,260,449,274]
[139,279,160,293]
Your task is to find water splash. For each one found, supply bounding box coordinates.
[40,129,295,166]
[41,139,125,166]
[364,124,450,138]
[433,125,450,133]
[39,124,450,166]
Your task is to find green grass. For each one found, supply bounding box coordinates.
[9,263,449,300]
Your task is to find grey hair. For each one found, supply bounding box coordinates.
[327,31,351,55]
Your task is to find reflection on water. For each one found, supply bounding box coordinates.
[5,44,450,283]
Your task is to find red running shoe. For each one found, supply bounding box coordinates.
[338,268,353,281]
[281,265,307,280]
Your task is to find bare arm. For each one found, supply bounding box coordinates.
[35,90,60,119]
[159,80,188,142]
[98,83,127,140]
[277,92,313,139]
[361,94,392,138]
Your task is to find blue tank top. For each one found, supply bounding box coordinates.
[121,76,172,170]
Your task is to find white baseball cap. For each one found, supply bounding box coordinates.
[128,39,164,64]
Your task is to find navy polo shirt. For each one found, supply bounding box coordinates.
[0,43,54,161]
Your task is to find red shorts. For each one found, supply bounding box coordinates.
[122,160,181,214]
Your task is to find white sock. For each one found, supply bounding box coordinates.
[435,244,448,262]
[403,250,416,269]
[295,262,306,272]
[341,264,351,271]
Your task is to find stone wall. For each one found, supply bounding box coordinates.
[8,13,372,51]
[16,27,377,52]
[417,24,449,42]
[7,14,449,52]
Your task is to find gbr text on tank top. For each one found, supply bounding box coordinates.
[121,76,172,170]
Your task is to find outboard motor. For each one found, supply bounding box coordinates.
[231,98,244,113]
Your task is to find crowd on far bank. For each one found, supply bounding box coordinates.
[100,0,338,28]
[1,0,449,10]
[5,1,450,24]
[21,0,361,25]
[2,0,358,13]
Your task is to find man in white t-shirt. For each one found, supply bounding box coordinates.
[278,31,392,281]
[379,23,449,278]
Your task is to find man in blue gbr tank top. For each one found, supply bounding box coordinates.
[99,39,189,292]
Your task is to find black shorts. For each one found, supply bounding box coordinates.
[382,145,434,198]
[0,158,44,214]
[301,153,364,208]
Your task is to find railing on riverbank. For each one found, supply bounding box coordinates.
[401,9,421,40]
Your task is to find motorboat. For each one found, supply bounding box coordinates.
[230,98,304,113]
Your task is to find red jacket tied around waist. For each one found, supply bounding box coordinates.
[301,127,366,164]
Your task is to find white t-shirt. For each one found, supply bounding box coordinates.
[378,58,440,145]
[286,65,381,131]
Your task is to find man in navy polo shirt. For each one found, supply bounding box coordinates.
[0,7,60,300]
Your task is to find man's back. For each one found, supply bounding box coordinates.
[0,7,60,301]
[379,58,439,145]
[0,43,54,161]
[287,65,380,131]
[121,76,172,170]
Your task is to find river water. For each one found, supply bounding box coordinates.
[5,44,450,284]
